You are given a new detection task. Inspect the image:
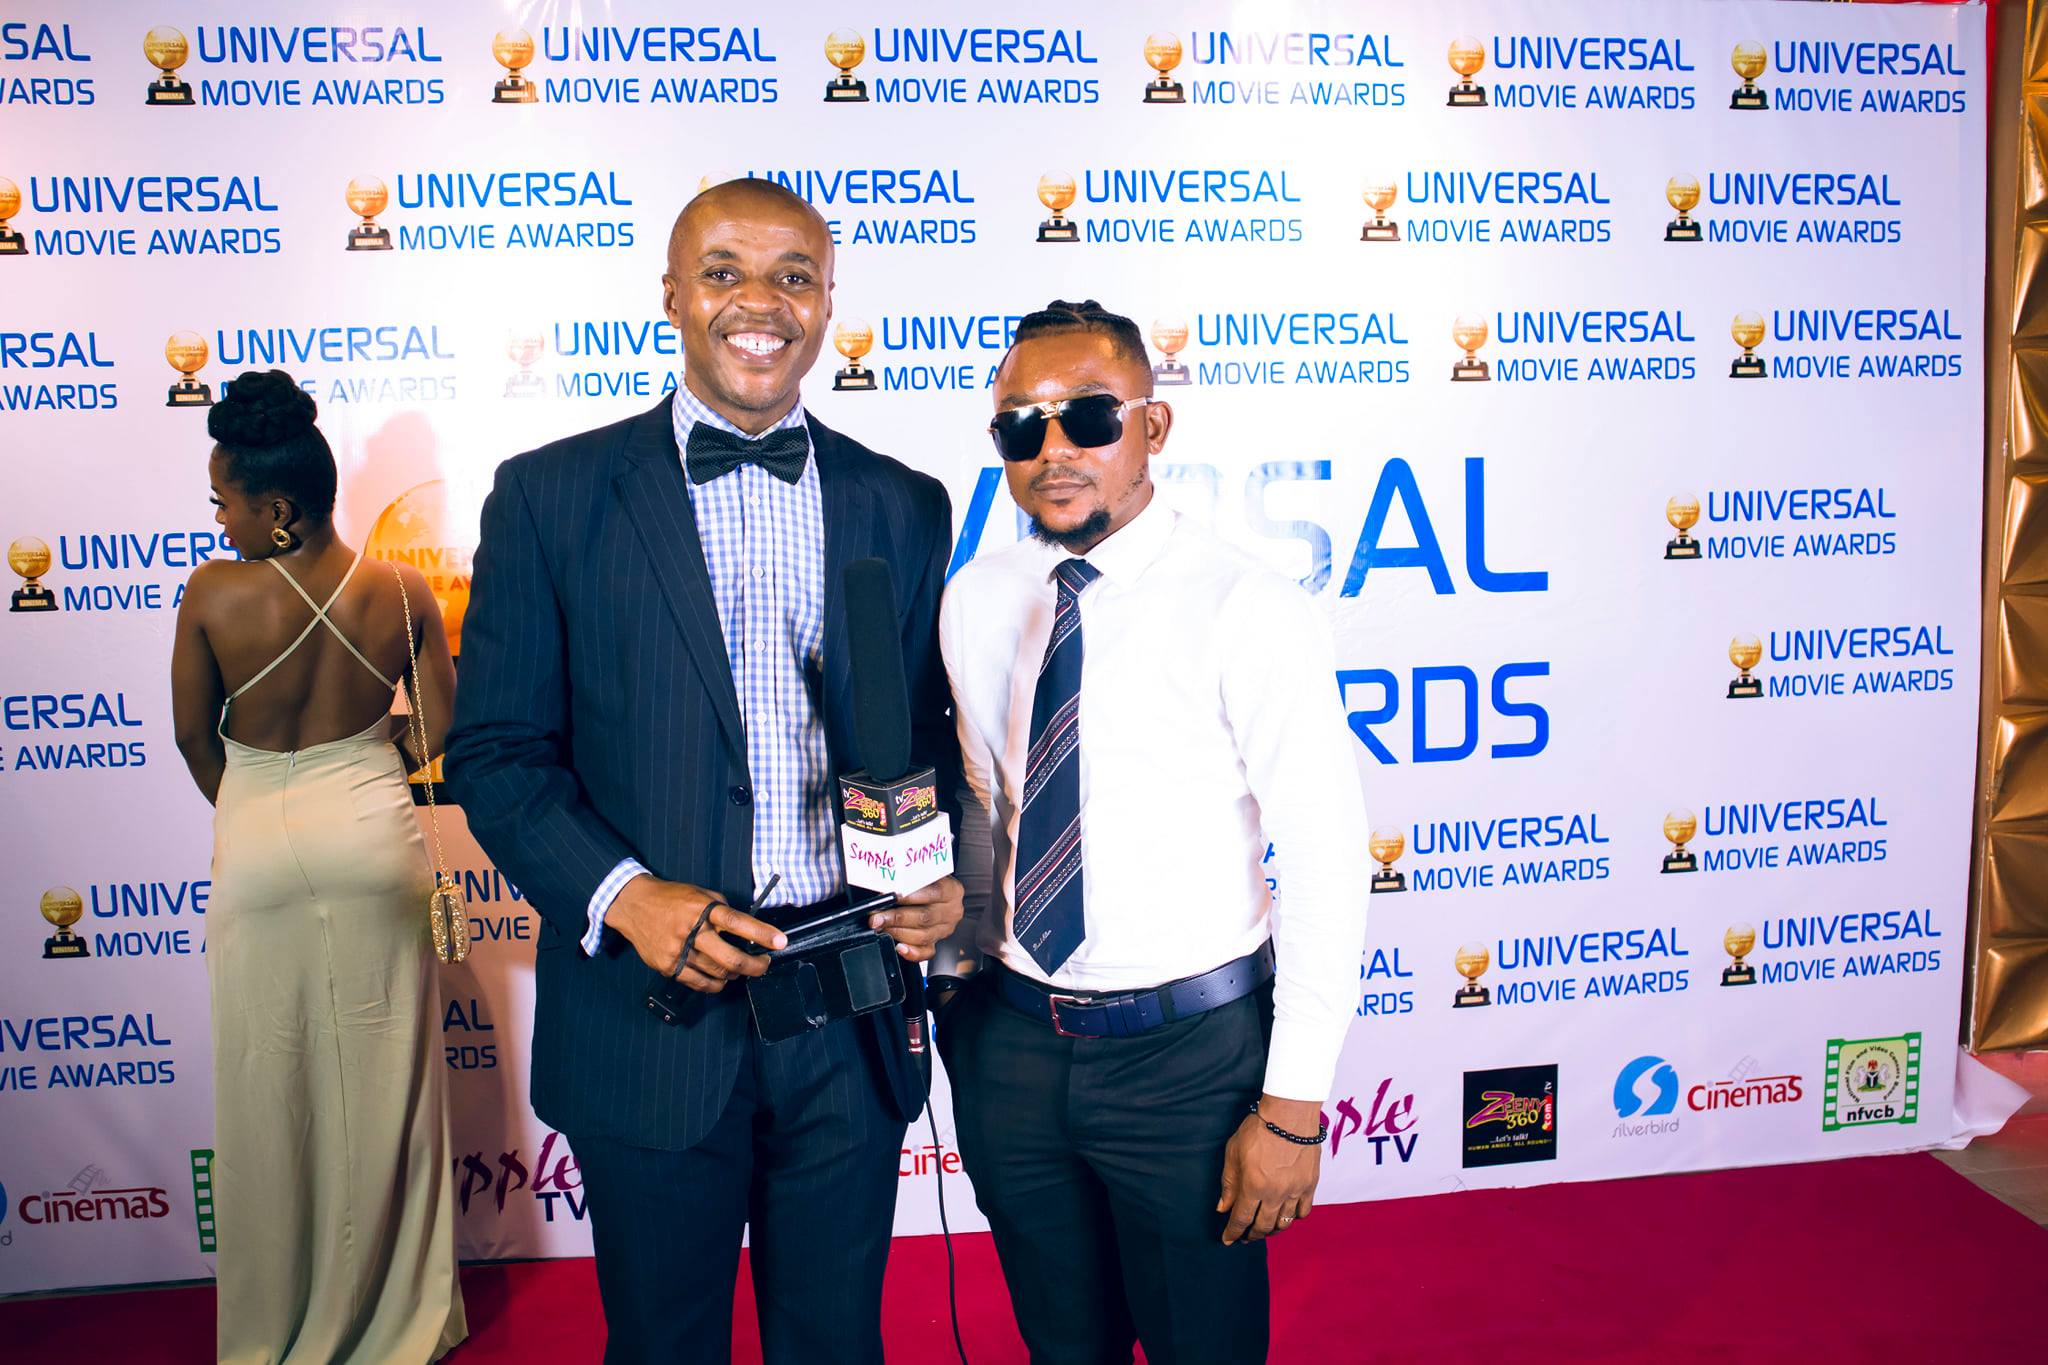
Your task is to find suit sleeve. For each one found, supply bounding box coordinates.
[903,479,963,826]
[446,457,636,942]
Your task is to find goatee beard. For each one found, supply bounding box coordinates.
[1029,508,1111,553]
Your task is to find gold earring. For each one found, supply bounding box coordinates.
[271,527,291,550]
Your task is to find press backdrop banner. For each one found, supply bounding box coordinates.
[0,0,1986,1291]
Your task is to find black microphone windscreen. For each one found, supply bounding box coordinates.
[843,557,914,782]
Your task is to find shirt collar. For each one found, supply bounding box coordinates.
[670,381,809,459]
[1043,492,1175,587]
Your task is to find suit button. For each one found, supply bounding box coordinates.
[730,786,752,806]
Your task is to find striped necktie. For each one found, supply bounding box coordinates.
[1013,557,1100,974]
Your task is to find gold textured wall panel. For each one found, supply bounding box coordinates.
[1974,0,2048,1049]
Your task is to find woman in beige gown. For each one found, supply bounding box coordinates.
[170,369,467,1364]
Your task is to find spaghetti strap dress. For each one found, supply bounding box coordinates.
[208,551,468,1364]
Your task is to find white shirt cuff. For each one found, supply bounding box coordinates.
[1260,1016,1345,1105]
[584,858,649,955]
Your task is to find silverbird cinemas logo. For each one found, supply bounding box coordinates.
[15,1165,171,1228]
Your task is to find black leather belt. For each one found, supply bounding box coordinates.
[993,941,1275,1039]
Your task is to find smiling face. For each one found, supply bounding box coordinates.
[662,183,834,433]
[993,330,1171,553]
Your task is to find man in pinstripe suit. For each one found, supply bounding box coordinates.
[447,179,964,1364]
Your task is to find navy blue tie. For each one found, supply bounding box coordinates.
[1013,558,1100,974]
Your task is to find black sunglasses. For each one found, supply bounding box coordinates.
[987,395,1151,463]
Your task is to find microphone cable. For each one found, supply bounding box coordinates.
[916,1015,970,1364]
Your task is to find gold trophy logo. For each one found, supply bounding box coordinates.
[1727,633,1764,699]
[1143,33,1185,104]
[505,331,546,398]
[0,177,27,257]
[345,176,393,252]
[1361,181,1400,242]
[1665,494,1702,560]
[1722,923,1758,986]
[832,318,877,392]
[1451,315,1489,382]
[144,26,194,106]
[1662,809,1698,873]
[10,536,58,612]
[824,30,869,102]
[1150,319,1191,386]
[1665,175,1702,243]
[1447,37,1487,107]
[1730,311,1766,378]
[1731,42,1768,110]
[1453,942,1491,1008]
[368,480,471,662]
[1036,173,1079,244]
[492,29,538,103]
[41,887,89,959]
[166,331,213,407]
[1369,829,1407,894]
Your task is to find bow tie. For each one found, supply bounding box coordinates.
[686,423,810,485]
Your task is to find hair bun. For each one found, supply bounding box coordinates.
[207,369,318,448]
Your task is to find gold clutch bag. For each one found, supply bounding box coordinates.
[430,873,470,965]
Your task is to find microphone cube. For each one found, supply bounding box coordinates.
[841,766,953,895]
[840,766,944,837]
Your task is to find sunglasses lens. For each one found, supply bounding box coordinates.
[1055,394,1126,449]
[988,395,1136,461]
[989,409,1046,462]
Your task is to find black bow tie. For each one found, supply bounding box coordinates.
[686,422,810,485]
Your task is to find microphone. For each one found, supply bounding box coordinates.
[839,557,954,898]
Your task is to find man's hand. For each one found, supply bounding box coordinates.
[1216,1095,1324,1245]
[607,874,786,993]
[869,875,965,963]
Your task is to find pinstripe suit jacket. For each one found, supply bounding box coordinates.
[447,394,957,1151]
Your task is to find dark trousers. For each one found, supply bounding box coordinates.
[568,1015,906,1365]
[938,977,1273,1365]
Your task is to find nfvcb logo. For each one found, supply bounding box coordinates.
[189,1148,216,1252]
[1823,1032,1920,1130]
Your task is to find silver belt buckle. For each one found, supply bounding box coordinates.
[1047,993,1089,1037]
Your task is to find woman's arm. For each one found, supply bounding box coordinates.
[170,564,229,804]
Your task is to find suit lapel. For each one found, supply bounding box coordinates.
[811,415,875,757]
[615,397,746,758]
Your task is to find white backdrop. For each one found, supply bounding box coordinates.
[0,0,1986,1292]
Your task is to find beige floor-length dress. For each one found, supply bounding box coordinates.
[206,552,468,1363]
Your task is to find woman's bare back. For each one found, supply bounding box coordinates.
[201,543,414,752]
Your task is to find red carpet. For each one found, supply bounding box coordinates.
[6,1154,2042,1363]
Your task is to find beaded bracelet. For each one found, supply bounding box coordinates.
[1248,1101,1329,1146]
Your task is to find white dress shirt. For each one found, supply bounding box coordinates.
[935,495,1371,1101]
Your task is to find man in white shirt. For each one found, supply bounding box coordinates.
[932,299,1371,1364]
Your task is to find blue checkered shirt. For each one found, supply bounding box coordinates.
[582,387,839,954]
